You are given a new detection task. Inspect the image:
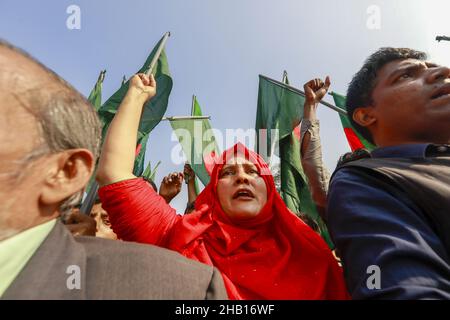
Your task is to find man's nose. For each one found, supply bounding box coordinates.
[426,65,450,83]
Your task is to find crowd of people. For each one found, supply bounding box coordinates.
[0,39,449,300]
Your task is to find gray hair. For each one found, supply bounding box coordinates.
[1,40,102,215]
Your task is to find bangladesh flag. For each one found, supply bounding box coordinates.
[132,133,151,176]
[88,70,106,111]
[330,92,375,151]
[98,35,173,176]
[256,74,333,247]
[83,70,107,196]
[169,96,220,187]
[142,160,161,182]
[255,75,303,161]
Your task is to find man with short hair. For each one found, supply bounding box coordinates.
[0,40,227,299]
[327,47,450,299]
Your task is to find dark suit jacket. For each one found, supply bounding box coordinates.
[2,220,228,299]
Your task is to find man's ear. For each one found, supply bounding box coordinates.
[353,106,377,128]
[40,149,95,206]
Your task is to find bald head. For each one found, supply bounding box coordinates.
[0,40,101,160]
[0,40,72,92]
[0,40,101,239]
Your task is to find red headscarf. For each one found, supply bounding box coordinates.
[165,143,349,299]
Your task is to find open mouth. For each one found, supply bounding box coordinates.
[431,84,450,100]
[232,188,255,200]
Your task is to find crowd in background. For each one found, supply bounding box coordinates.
[0,40,449,300]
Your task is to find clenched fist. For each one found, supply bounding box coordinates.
[127,73,157,104]
[303,76,331,120]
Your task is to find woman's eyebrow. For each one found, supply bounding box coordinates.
[243,162,257,167]
[221,164,235,171]
[242,163,258,171]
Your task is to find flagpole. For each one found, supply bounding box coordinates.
[145,31,171,76]
[162,115,210,121]
[98,70,106,83]
[191,94,196,116]
[282,70,288,84]
[259,74,348,116]
[436,35,450,42]
[79,182,99,215]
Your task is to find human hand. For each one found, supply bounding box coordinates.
[159,172,184,203]
[304,76,331,105]
[303,76,331,120]
[126,73,157,104]
[183,163,195,184]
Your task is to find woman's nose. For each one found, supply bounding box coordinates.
[234,167,250,184]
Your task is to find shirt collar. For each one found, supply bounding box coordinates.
[371,143,429,158]
[0,219,57,297]
[371,143,450,158]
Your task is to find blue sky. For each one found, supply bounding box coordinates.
[1,0,449,211]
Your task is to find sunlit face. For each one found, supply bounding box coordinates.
[369,59,450,144]
[90,203,117,240]
[0,79,52,239]
[0,46,69,240]
[216,156,268,220]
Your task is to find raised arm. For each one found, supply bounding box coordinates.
[95,74,182,245]
[96,74,156,186]
[184,164,198,203]
[300,77,331,219]
[159,172,184,204]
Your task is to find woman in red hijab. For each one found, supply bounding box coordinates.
[96,73,349,300]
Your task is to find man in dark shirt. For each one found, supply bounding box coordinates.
[327,48,450,299]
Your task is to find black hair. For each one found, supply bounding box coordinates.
[346,47,427,144]
[143,176,158,192]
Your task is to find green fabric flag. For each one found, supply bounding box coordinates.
[169,96,220,187]
[84,70,106,196]
[256,74,333,247]
[88,70,106,111]
[133,133,151,176]
[142,160,161,182]
[255,75,303,159]
[330,92,376,152]
[98,35,173,176]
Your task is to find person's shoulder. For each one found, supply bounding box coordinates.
[327,151,387,221]
[335,148,372,170]
[331,148,376,185]
[74,236,226,299]
[330,165,370,189]
[76,235,210,273]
